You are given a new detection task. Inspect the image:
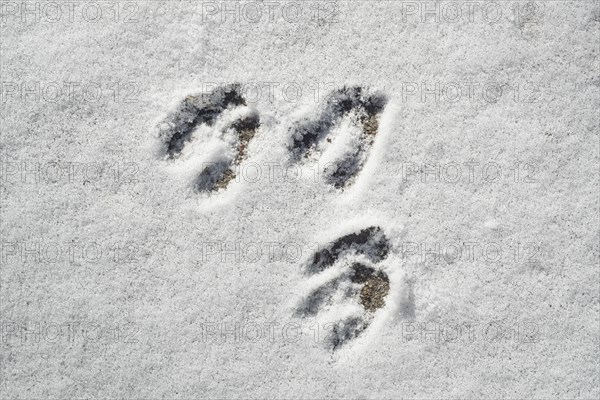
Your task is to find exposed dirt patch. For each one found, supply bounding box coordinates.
[361,113,380,137]
[360,271,390,312]
[351,263,390,312]
[213,169,236,191]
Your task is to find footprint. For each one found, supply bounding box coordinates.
[296,226,392,350]
[288,86,387,189]
[154,86,403,350]
[156,84,260,192]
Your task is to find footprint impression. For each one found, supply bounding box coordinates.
[295,226,392,350]
[156,84,260,193]
[288,86,387,189]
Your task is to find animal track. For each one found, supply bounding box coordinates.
[156,84,260,193]
[154,85,398,351]
[288,86,387,189]
[156,84,387,193]
[296,226,391,350]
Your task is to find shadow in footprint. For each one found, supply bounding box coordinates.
[289,86,387,189]
[308,226,390,274]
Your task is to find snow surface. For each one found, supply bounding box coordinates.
[1,0,599,398]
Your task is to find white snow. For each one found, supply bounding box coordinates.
[1,1,598,398]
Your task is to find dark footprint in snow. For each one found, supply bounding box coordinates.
[296,226,391,350]
[156,84,260,192]
[288,86,387,189]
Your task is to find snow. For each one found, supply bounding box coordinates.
[1,0,599,398]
